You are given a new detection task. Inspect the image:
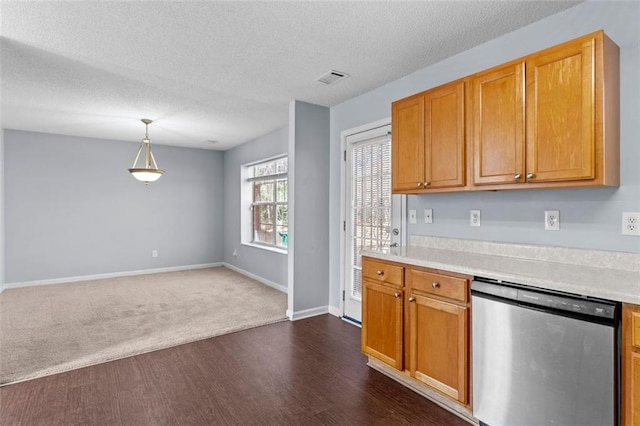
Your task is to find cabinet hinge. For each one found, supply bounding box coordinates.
[344,150,347,161]
[343,221,346,231]
[342,290,345,301]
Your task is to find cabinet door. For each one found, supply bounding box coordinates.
[424,81,466,189]
[526,36,596,182]
[361,280,403,369]
[409,294,468,403]
[392,95,424,192]
[472,62,525,185]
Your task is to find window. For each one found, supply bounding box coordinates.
[248,157,288,249]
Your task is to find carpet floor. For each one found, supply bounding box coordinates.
[0,267,288,385]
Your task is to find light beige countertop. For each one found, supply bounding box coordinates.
[362,237,640,305]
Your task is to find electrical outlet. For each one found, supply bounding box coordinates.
[470,210,481,227]
[152,250,158,258]
[233,249,238,257]
[544,210,560,231]
[424,209,433,224]
[622,212,640,236]
[409,209,417,224]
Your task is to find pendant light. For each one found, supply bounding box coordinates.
[128,119,164,184]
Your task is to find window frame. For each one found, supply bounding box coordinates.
[247,156,288,251]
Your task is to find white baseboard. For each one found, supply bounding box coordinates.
[286,305,330,321]
[328,305,341,317]
[222,263,287,294]
[4,263,223,290]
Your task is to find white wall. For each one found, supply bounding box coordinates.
[288,100,330,318]
[223,126,289,289]
[328,1,640,309]
[4,130,224,284]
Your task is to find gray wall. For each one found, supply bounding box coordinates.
[4,129,224,283]
[223,126,288,288]
[288,100,330,315]
[329,1,640,308]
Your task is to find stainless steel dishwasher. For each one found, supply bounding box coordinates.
[471,277,620,426]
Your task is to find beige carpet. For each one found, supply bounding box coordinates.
[0,267,287,385]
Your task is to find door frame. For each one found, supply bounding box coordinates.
[339,117,407,325]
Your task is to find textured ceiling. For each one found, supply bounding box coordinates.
[1,1,580,150]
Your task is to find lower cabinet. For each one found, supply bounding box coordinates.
[361,257,471,407]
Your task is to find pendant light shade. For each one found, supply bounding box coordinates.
[129,119,164,185]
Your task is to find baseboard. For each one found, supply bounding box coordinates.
[222,263,287,294]
[328,305,341,317]
[4,263,223,290]
[286,305,329,321]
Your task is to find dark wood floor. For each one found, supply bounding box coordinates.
[0,314,468,426]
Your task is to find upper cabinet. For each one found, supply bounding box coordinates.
[393,30,619,194]
[392,80,466,193]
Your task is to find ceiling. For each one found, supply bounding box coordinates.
[1,1,580,151]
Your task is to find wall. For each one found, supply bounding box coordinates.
[4,130,224,284]
[329,1,640,309]
[288,100,330,318]
[222,126,289,290]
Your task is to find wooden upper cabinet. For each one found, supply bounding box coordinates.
[392,80,466,193]
[424,80,466,189]
[392,95,424,192]
[526,36,596,182]
[472,62,525,185]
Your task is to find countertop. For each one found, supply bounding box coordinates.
[362,243,640,305]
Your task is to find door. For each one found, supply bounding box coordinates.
[343,123,402,323]
[526,36,596,182]
[409,293,468,403]
[361,279,403,369]
[392,95,424,191]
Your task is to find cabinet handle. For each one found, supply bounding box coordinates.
[409,297,416,303]
[393,292,401,298]
[416,182,422,188]
[377,270,384,276]
[514,174,521,180]
[423,182,429,187]
[526,173,535,180]
[432,282,440,288]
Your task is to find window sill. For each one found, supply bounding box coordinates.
[241,242,288,255]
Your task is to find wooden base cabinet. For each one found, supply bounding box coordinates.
[623,303,640,426]
[361,258,404,370]
[361,257,471,408]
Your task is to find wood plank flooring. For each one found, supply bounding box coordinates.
[0,314,469,425]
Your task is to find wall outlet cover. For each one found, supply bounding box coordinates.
[622,212,640,236]
[470,210,481,227]
[545,210,560,231]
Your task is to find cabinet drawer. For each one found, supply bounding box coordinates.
[409,269,468,303]
[363,258,403,287]
[633,312,640,349]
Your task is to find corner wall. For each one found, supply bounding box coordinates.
[0,130,4,292]
[222,126,289,290]
[329,1,640,309]
[288,100,330,318]
[4,130,224,284]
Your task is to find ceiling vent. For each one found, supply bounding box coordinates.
[315,69,349,85]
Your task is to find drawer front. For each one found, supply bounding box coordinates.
[409,269,468,303]
[633,311,640,349]
[362,258,403,287]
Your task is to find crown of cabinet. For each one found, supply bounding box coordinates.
[391,30,620,194]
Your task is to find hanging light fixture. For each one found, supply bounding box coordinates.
[128,119,164,184]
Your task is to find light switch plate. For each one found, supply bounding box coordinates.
[470,210,481,227]
[424,209,433,224]
[409,209,417,224]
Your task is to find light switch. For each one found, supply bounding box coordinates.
[424,209,433,224]
[409,210,417,224]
